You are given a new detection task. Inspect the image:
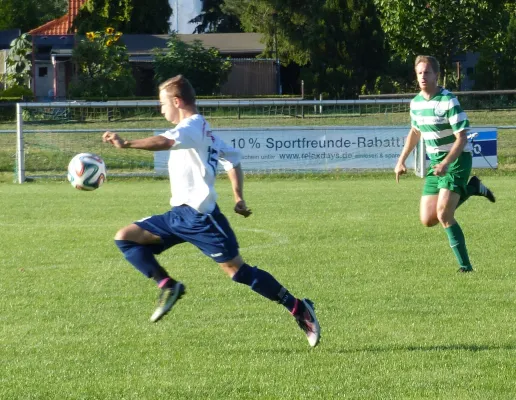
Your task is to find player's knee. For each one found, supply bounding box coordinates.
[436,209,453,226]
[420,216,438,227]
[114,224,141,241]
[114,227,130,241]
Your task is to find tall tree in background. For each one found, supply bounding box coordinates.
[374,0,507,84]
[73,0,172,34]
[190,0,243,33]
[307,0,388,98]
[473,3,516,90]
[0,0,67,33]
[126,0,172,34]
[223,0,388,98]
[72,0,132,34]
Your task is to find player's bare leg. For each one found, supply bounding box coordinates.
[420,195,439,227]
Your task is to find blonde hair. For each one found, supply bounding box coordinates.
[414,55,440,75]
[159,75,196,106]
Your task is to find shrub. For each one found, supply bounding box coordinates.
[68,28,135,99]
[153,33,232,96]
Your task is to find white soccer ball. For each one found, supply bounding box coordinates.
[67,153,107,191]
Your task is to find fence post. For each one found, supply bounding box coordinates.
[16,103,25,183]
[300,81,305,118]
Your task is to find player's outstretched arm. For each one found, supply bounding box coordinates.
[227,164,252,218]
[102,131,173,151]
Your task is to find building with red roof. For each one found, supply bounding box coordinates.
[28,0,86,99]
[29,0,86,36]
[27,0,274,99]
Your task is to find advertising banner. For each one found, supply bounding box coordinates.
[154,126,497,174]
[155,126,412,174]
[468,128,498,169]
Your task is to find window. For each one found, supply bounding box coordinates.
[39,67,48,77]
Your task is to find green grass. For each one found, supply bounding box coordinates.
[1,176,515,399]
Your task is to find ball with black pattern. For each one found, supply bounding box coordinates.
[67,153,107,191]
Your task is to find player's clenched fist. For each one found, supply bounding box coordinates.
[234,200,252,218]
[103,131,126,148]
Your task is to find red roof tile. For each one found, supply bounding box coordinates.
[29,0,87,35]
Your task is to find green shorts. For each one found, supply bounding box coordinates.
[422,152,472,196]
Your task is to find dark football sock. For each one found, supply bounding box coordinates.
[232,263,298,312]
[115,240,173,284]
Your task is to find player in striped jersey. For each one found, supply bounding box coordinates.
[394,56,495,273]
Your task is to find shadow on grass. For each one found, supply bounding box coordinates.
[327,342,516,354]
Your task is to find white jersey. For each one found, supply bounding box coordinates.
[160,114,241,213]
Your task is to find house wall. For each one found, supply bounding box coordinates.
[221,59,277,96]
[55,60,68,99]
[131,59,278,97]
[460,52,480,91]
[34,62,54,100]
[0,50,7,90]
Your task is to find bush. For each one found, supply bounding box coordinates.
[69,28,135,99]
[153,33,232,96]
[0,85,34,100]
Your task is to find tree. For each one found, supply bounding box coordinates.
[126,0,172,34]
[189,0,243,33]
[374,0,507,83]
[5,33,32,88]
[223,0,388,98]
[69,28,135,99]
[0,0,67,33]
[223,0,321,66]
[39,0,69,25]
[473,7,516,90]
[73,0,172,34]
[153,33,232,95]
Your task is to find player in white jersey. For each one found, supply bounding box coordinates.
[394,56,495,273]
[102,75,320,347]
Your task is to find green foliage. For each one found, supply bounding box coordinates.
[473,8,516,90]
[73,0,171,34]
[0,0,67,32]
[5,34,32,88]
[190,0,243,33]
[0,87,30,120]
[223,0,388,98]
[374,0,507,80]
[72,0,132,34]
[153,33,232,95]
[68,29,135,99]
[126,0,172,34]
[0,85,34,99]
[223,0,321,65]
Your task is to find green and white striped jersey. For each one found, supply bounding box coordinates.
[410,88,471,162]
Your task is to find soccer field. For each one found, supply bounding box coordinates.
[1,175,515,399]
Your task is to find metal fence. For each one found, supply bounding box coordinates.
[359,89,516,111]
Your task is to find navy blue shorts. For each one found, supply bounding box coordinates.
[134,204,239,263]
